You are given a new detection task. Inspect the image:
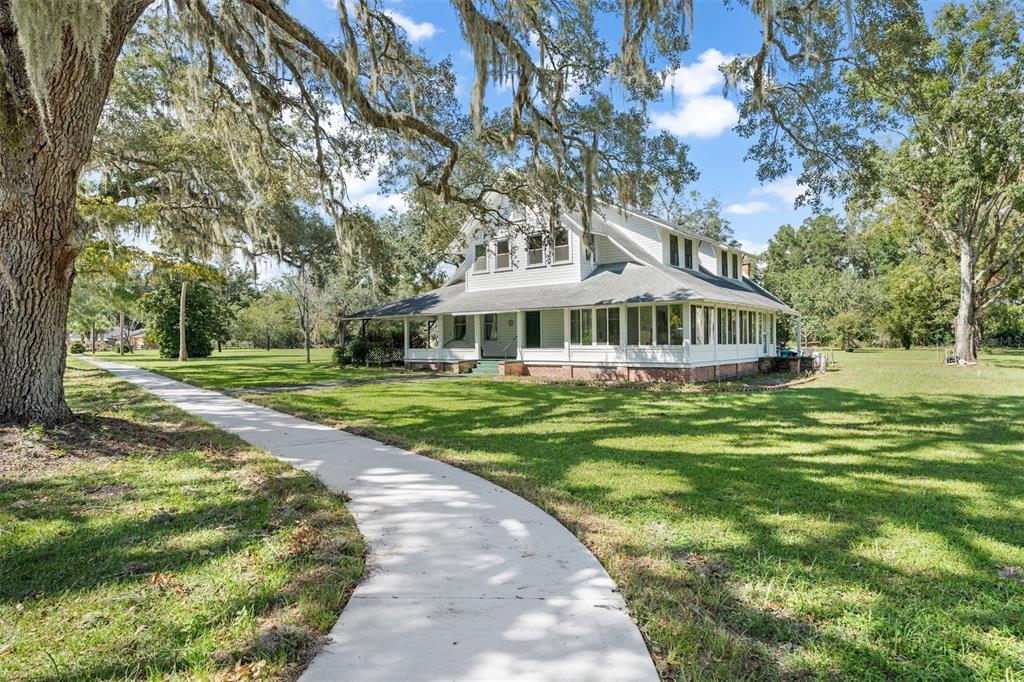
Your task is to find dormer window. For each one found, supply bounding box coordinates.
[721,250,729,276]
[495,239,511,270]
[552,226,570,263]
[527,234,545,266]
[684,239,693,268]
[473,244,487,273]
[732,253,739,279]
[669,234,679,266]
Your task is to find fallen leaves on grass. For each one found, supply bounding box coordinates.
[999,565,1023,581]
[148,571,187,594]
[212,659,267,681]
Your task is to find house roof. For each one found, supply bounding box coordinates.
[348,261,797,319]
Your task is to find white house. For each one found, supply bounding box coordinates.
[349,202,800,382]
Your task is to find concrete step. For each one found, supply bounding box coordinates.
[469,360,501,375]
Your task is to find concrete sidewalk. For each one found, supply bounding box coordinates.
[85,359,659,682]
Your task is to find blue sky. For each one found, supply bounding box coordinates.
[289,0,824,254]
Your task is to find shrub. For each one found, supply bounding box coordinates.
[69,341,86,354]
[333,337,402,366]
[142,280,229,359]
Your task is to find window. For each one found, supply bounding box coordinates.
[669,305,684,345]
[495,239,510,270]
[690,305,712,345]
[473,244,487,273]
[684,239,693,269]
[721,250,729,276]
[626,306,653,345]
[595,307,620,345]
[669,234,679,266]
[453,315,467,340]
[570,308,593,345]
[656,304,685,345]
[552,226,570,263]
[484,313,498,341]
[527,234,545,266]
[732,254,739,279]
[717,308,728,345]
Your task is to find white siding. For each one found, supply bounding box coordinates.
[540,309,564,347]
[466,229,583,292]
[594,234,629,264]
[698,241,718,273]
[609,212,663,263]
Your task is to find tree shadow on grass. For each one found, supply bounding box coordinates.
[268,378,1024,679]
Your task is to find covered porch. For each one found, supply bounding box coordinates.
[401,302,793,370]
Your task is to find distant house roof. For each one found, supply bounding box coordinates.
[348,261,796,319]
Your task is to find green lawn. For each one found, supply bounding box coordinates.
[0,360,365,681]
[84,347,407,389]
[234,349,1023,681]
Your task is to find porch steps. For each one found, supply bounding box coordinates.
[468,360,501,376]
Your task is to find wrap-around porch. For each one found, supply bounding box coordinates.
[402,302,795,368]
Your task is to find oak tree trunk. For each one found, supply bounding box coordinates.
[954,236,979,364]
[178,280,188,362]
[0,0,150,423]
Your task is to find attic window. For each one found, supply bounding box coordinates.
[732,253,739,279]
[669,234,679,266]
[684,239,693,268]
[721,250,729,276]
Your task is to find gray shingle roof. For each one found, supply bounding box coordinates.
[348,261,796,319]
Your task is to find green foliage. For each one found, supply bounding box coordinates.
[333,338,370,367]
[142,280,228,359]
[68,341,86,354]
[877,256,958,349]
[232,289,296,349]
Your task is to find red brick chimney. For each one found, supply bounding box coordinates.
[741,260,753,279]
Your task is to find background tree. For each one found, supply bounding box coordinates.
[232,289,296,351]
[142,264,229,359]
[734,0,1024,364]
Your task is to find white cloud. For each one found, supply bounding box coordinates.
[383,9,438,42]
[723,200,773,215]
[652,49,738,139]
[751,176,806,207]
[738,239,768,255]
[664,48,731,98]
[651,95,738,139]
[344,169,408,215]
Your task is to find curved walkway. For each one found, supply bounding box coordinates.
[85,359,659,682]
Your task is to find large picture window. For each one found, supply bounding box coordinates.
[473,244,487,273]
[527,234,544,266]
[552,227,570,263]
[669,235,679,266]
[495,239,510,270]
[484,313,498,341]
[570,308,593,345]
[595,307,620,345]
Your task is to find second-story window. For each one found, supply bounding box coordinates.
[473,244,487,273]
[495,239,511,270]
[732,253,739,279]
[684,239,693,268]
[552,226,570,263]
[721,250,729,276]
[669,234,679,266]
[527,234,545,266]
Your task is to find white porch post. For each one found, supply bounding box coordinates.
[516,310,525,360]
[563,308,571,361]
[796,316,802,356]
[618,305,628,349]
[473,314,482,359]
[683,302,692,364]
[403,318,410,359]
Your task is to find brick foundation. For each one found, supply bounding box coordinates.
[494,359,775,384]
[406,360,461,373]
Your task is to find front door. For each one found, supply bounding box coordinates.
[525,311,541,348]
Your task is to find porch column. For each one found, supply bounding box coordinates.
[563,308,571,361]
[796,316,802,356]
[473,314,482,359]
[618,305,627,349]
[683,302,692,364]
[403,318,410,359]
[516,310,525,360]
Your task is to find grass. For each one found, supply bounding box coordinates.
[228,348,1023,681]
[0,360,365,681]
[82,348,407,389]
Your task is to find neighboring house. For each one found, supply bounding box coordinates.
[104,326,152,350]
[349,202,801,382]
